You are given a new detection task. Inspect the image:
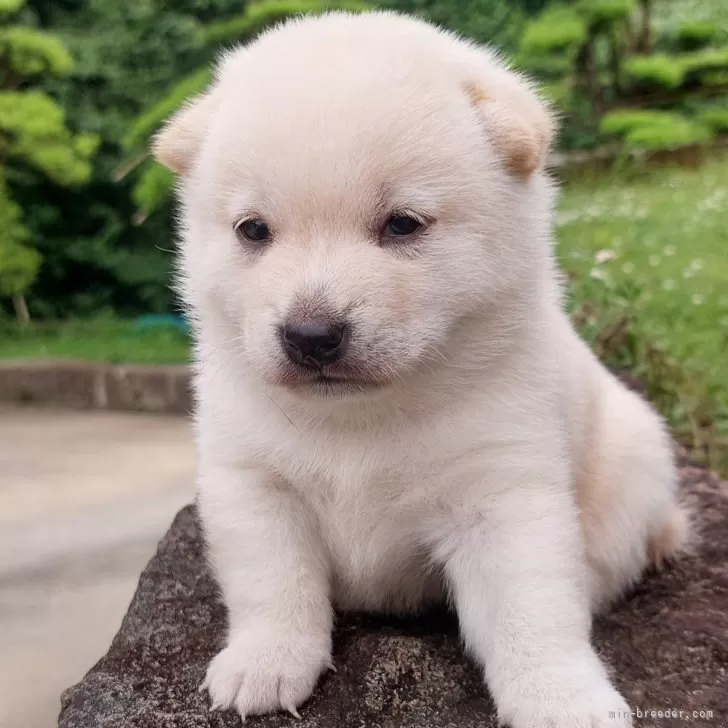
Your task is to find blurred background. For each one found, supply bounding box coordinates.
[0,0,726,726]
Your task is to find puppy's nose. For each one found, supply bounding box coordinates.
[281,320,347,368]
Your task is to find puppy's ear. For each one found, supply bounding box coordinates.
[465,76,555,178]
[152,92,220,175]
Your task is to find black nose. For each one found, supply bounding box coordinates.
[281,320,347,368]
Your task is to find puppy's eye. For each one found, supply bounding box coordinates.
[384,213,423,238]
[234,218,271,245]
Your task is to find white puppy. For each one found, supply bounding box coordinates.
[154,11,688,727]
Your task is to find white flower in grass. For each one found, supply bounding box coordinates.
[662,279,676,292]
[649,255,661,267]
[683,268,695,279]
[663,245,676,257]
[590,267,607,281]
[691,293,705,306]
[690,259,704,271]
[621,262,635,274]
[595,249,616,263]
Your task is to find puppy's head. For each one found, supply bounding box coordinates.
[156,11,556,398]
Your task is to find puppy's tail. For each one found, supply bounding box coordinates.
[647,504,692,570]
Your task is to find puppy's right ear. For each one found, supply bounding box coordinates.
[152,92,220,175]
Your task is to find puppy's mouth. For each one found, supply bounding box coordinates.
[279,365,387,396]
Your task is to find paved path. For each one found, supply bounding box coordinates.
[0,408,195,728]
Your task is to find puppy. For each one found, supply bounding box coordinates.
[154,11,688,727]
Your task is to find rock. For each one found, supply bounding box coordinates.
[58,462,728,728]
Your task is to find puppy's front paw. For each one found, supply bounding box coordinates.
[201,621,332,720]
[497,667,632,728]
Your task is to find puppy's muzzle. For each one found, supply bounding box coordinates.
[280,320,348,369]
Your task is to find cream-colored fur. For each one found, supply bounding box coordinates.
[155,11,687,727]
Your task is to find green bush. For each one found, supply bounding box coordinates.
[625,118,714,149]
[131,163,176,222]
[601,109,715,150]
[513,52,572,78]
[677,20,722,51]
[0,0,23,14]
[520,6,586,55]
[681,46,728,80]
[203,0,370,46]
[600,109,678,135]
[699,106,728,133]
[123,68,212,152]
[580,0,634,28]
[0,172,40,298]
[700,70,728,86]
[540,80,572,110]
[624,54,686,89]
[0,26,73,77]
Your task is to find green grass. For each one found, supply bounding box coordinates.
[556,154,728,470]
[0,319,190,364]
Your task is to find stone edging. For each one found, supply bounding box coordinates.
[0,360,192,415]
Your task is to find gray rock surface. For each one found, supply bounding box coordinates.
[58,461,728,728]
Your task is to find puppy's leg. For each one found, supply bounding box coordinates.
[434,485,631,728]
[198,463,332,720]
[578,379,690,610]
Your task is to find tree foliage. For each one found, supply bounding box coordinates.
[0,0,96,318]
[125,0,532,220]
[7,0,247,318]
[125,0,373,220]
[3,0,727,320]
[518,0,728,152]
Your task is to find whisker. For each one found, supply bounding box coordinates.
[264,391,301,433]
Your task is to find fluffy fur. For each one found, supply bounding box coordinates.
[155,11,688,727]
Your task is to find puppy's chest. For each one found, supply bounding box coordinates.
[276,440,444,612]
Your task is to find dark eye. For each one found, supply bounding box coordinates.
[234,218,271,244]
[384,213,423,237]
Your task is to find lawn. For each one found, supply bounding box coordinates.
[1,156,726,467]
[556,154,728,470]
[0,318,190,365]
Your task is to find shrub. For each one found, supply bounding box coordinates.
[123,68,212,152]
[513,51,572,78]
[625,118,714,150]
[681,46,728,80]
[677,20,722,51]
[700,70,728,86]
[698,106,728,133]
[540,80,571,110]
[580,0,634,29]
[600,109,679,136]
[131,163,176,222]
[600,109,714,150]
[202,0,369,46]
[624,55,686,89]
[0,26,73,76]
[520,6,586,55]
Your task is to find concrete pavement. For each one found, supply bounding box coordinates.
[0,408,195,728]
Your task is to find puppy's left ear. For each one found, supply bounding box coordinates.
[465,73,555,178]
[152,91,220,175]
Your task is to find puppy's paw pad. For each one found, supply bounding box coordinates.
[201,626,331,719]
